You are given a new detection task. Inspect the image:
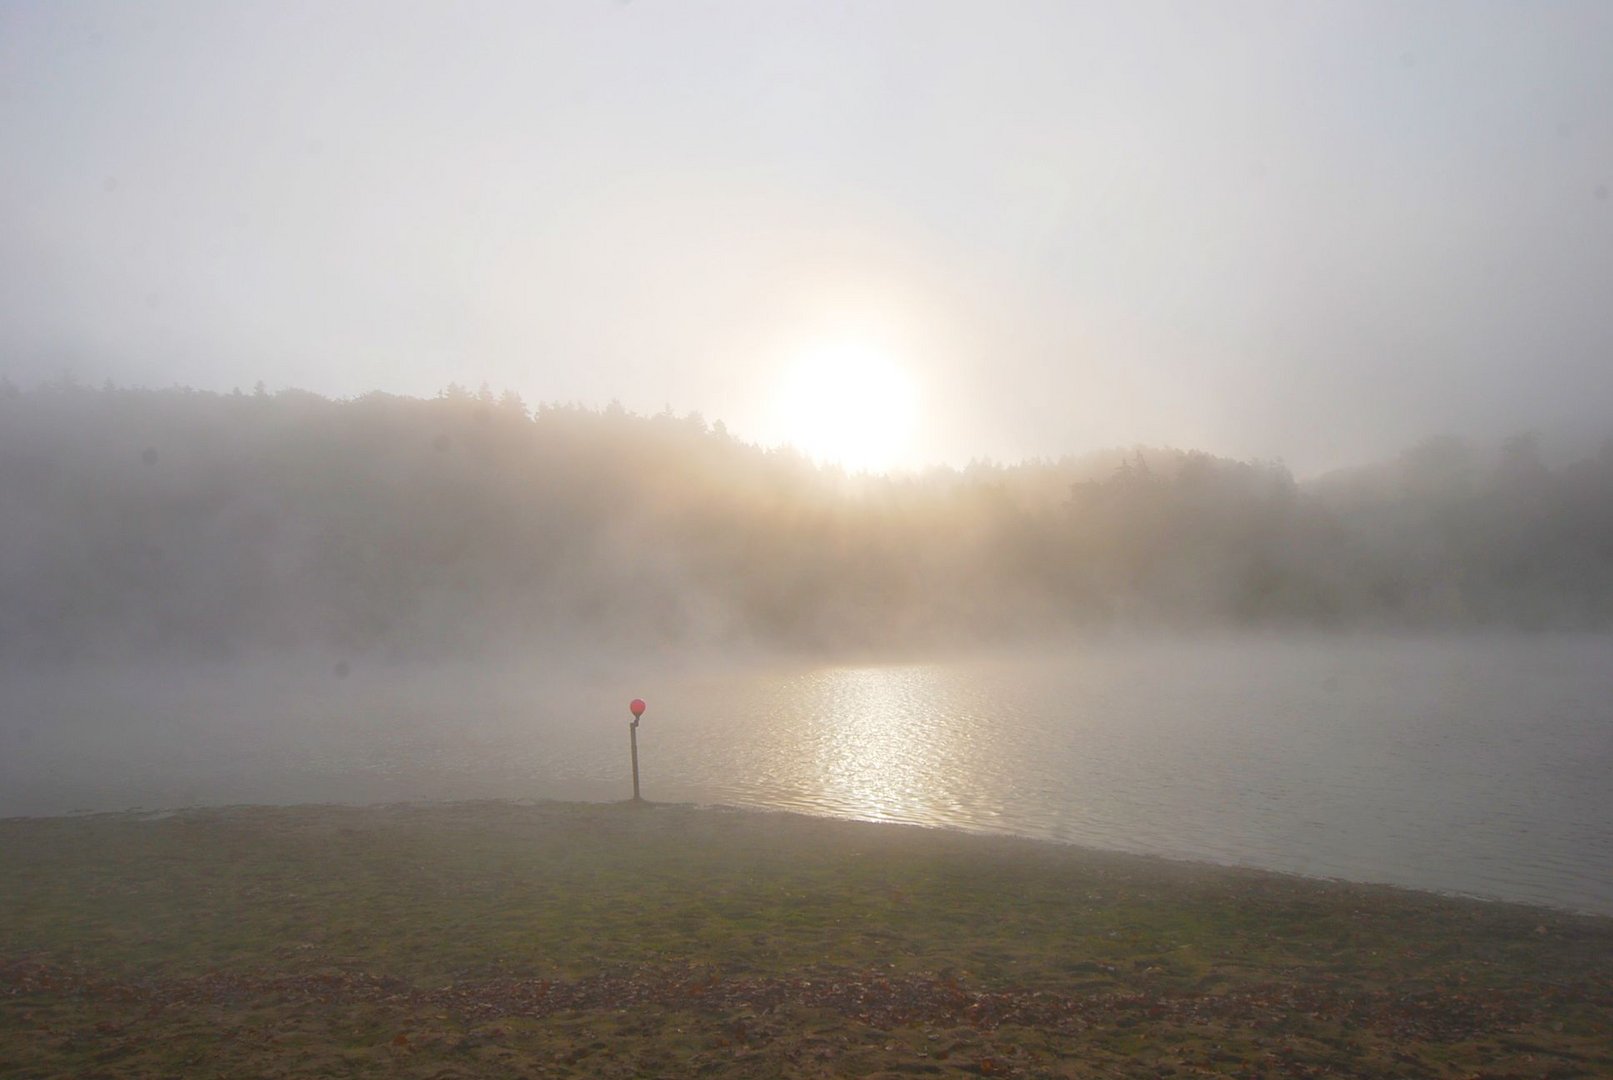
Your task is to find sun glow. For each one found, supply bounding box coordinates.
[773,343,918,473]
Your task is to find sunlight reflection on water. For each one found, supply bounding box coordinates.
[647,638,1613,915]
[813,667,928,822]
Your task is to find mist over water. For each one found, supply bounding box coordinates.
[6,634,1610,915]
[6,386,1613,667]
[4,388,1612,916]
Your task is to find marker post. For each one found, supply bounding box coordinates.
[628,698,646,801]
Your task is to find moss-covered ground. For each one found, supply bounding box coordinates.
[1,800,1609,1078]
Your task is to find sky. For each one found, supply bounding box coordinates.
[2,0,1611,475]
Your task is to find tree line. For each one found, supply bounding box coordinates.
[2,380,1610,663]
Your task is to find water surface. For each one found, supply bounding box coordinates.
[4,634,1610,914]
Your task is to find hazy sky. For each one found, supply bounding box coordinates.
[3,1,1610,474]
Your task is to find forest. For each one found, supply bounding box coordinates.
[2,380,1611,664]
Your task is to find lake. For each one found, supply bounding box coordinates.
[3,633,1610,914]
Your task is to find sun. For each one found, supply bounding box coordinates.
[774,343,918,473]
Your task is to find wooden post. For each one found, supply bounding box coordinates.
[629,718,641,802]
[627,699,646,803]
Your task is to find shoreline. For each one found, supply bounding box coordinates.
[8,795,1610,921]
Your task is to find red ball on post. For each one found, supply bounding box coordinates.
[630,698,646,719]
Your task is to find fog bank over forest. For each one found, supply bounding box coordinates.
[3,380,1611,666]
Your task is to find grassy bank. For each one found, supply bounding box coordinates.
[2,800,1609,1078]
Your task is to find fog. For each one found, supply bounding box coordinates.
[3,383,1611,671]
[3,3,1612,473]
[3,5,1612,917]
[5,12,1612,1074]
[3,381,1611,916]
